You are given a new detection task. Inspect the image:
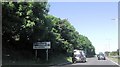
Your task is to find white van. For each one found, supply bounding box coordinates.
[72,49,87,63]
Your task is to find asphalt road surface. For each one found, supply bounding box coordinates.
[51,57,120,67]
[71,57,117,65]
[2,56,119,67]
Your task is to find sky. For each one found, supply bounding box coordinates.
[48,2,118,54]
[48,0,119,2]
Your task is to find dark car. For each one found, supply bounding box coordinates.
[97,52,106,60]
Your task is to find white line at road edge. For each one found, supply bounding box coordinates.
[107,57,120,66]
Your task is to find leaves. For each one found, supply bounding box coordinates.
[2,2,95,57]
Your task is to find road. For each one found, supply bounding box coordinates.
[51,57,120,67]
[72,57,117,65]
[2,56,119,67]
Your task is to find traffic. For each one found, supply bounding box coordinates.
[72,49,106,63]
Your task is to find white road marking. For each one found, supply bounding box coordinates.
[106,57,120,66]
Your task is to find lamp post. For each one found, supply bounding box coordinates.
[111,18,118,56]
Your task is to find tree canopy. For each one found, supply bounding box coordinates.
[2,2,95,60]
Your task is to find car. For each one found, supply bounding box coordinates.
[97,52,106,60]
[72,49,87,63]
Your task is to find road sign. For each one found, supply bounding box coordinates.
[33,42,51,61]
[33,42,51,49]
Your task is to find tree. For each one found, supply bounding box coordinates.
[2,1,96,61]
[2,2,50,60]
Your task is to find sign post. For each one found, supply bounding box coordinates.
[33,42,51,61]
[46,49,48,61]
[35,50,37,59]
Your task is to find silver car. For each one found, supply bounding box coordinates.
[72,50,87,63]
[97,52,106,60]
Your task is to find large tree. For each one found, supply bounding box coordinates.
[2,2,95,61]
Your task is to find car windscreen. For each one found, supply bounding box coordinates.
[75,54,80,57]
[99,54,104,56]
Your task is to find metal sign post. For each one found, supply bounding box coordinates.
[46,49,48,61]
[35,50,37,59]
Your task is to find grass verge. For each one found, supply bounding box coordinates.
[108,56,119,64]
[3,53,72,66]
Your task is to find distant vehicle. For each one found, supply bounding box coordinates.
[97,52,106,60]
[72,49,87,63]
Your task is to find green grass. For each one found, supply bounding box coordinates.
[48,54,72,65]
[66,57,72,62]
[3,48,72,65]
[3,53,72,66]
[108,56,119,63]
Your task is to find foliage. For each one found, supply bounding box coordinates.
[110,51,118,56]
[2,2,95,60]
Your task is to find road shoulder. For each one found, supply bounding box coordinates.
[107,57,120,66]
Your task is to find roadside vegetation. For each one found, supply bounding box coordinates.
[2,1,95,65]
[108,56,119,64]
[106,50,120,64]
